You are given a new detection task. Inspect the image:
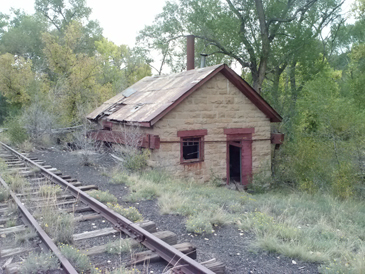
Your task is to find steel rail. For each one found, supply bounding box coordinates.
[0,176,78,274]
[0,142,215,274]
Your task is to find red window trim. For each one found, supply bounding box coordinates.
[179,130,206,164]
[177,129,208,137]
[224,128,255,135]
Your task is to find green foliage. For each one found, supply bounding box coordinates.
[0,53,33,105]
[5,219,16,227]
[20,252,59,274]
[110,172,130,184]
[15,229,37,244]
[39,185,62,197]
[273,65,365,198]
[40,206,74,244]
[186,214,214,234]
[0,187,9,202]
[108,267,141,274]
[106,239,131,254]
[123,149,151,172]
[106,202,143,222]
[4,173,29,193]
[59,244,98,273]
[3,117,28,145]
[87,190,117,204]
[95,38,151,93]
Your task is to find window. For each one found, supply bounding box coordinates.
[177,129,207,163]
[182,137,201,160]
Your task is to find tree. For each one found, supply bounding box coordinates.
[95,38,151,93]
[0,53,33,106]
[35,0,102,55]
[138,0,345,92]
[0,10,49,71]
[42,21,112,124]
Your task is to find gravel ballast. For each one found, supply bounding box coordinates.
[30,148,320,274]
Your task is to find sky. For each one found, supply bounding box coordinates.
[1,0,168,47]
[1,0,357,48]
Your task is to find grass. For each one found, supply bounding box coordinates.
[106,202,143,222]
[107,267,140,274]
[15,229,38,244]
[3,173,29,193]
[5,219,16,227]
[115,170,365,274]
[39,184,62,197]
[20,252,59,274]
[0,187,9,202]
[106,239,132,254]
[87,189,117,204]
[35,203,74,244]
[59,244,100,274]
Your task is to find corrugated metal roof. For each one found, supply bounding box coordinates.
[87,64,223,123]
[87,64,282,125]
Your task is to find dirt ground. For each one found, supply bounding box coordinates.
[30,147,320,274]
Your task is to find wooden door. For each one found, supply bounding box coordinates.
[226,133,252,185]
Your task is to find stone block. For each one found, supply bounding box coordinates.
[210,96,224,104]
[202,112,217,119]
[225,96,235,104]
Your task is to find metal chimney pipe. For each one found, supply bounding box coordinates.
[187,35,195,70]
[200,53,208,68]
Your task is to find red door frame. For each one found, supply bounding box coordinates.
[224,128,254,185]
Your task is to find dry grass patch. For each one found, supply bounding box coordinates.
[117,170,365,273]
[87,189,117,204]
[20,252,59,274]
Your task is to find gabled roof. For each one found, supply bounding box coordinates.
[87,64,282,126]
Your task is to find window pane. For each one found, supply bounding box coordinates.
[182,137,200,160]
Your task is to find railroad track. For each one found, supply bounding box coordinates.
[0,142,224,274]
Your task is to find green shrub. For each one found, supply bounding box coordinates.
[87,190,117,204]
[15,229,37,244]
[0,159,7,172]
[20,252,59,274]
[41,206,74,244]
[106,239,131,254]
[0,187,9,202]
[110,172,130,184]
[5,117,28,145]
[5,173,29,193]
[123,149,150,172]
[186,215,213,234]
[39,185,62,197]
[59,244,98,273]
[106,202,143,222]
[5,219,16,227]
[108,267,140,274]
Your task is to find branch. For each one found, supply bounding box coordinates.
[194,35,250,68]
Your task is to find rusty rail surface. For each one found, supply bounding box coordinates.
[0,176,78,274]
[0,142,215,274]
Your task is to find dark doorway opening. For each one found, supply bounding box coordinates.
[229,144,241,183]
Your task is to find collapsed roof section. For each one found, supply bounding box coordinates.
[87,64,282,127]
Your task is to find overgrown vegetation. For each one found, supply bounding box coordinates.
[106,202,143,222]
[36,205,74,244]
[20,252,59,274]
[3,173,29,193]
[39,184,62,197]
[0,186,9,202]
[116,170,365,273]
[87,189,117,204]
[106,239,132,254]
[59,244,99,274]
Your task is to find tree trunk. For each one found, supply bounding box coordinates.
[254,0,271,93]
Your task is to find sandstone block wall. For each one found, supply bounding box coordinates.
[140,72,272,182]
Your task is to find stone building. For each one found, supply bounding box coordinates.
[87,64,283,185]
